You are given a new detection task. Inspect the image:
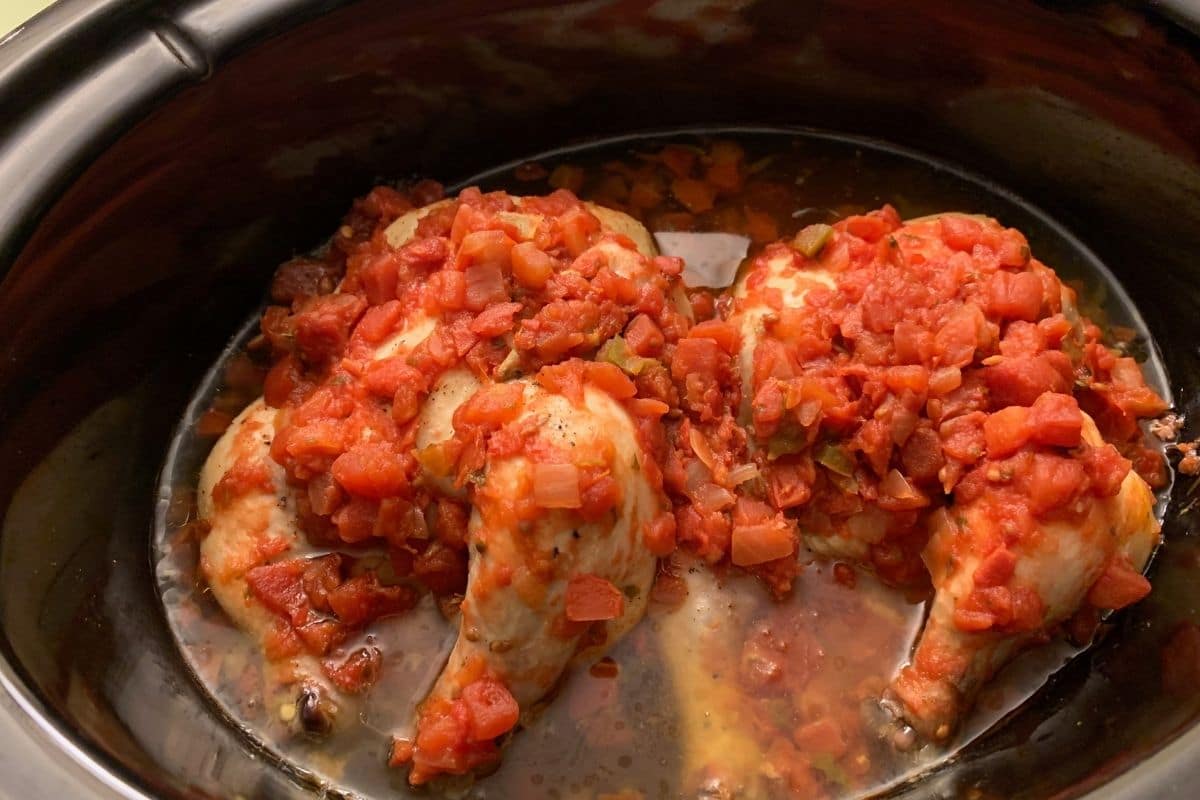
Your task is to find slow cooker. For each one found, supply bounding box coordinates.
[2,1,1200,798]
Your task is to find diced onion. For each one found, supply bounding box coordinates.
[928,366,962,396]
[728,463,760,486]
[533,462,582,509]
[797,399,823,427]
[688,427,717,471]
[693,482,736,513]
[880,468,920,501]
[684,458,712,493]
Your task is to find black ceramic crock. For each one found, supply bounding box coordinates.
[2,1,1200,798]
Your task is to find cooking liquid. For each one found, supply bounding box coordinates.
[154,130,1171,800]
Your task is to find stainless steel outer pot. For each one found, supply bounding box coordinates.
[2,2,1200,798]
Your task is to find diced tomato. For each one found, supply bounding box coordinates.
[511,241,555,289]
[301,554,342,612]
[427,270,466,311]
[263,618,303,660]
[731,520,796,567]
[456,382,525,427]
[987,270,1043,322]
[688,319,740,353]
[954,586,1012,631]
[374,497,427,547]
[983,352,1072,408]
[933,306,986,368]
[431,500,470,549]
[355,300,407,344]
[456,229,515,271]
[263,354,308,408]
[625,314,665,356]
[357,251,401,305]
[1009,586,1045,632]
[565,574,625,622]
[463,263,509,311]
[323,646,382,693]
[409,698,499,784]
[292,294,368,364]
[766,459,814,510]
[306,472,344,517]
[414,541,468,595]
[579,469,621,522]
[449,201,490,245]
[245,559,309,627]
[211,457,274,508]
[885,365,930,395]
[1027,391,1082,448]
[469,302,523,337]
[460,678,520,741]
[939,214,984,252]
[893,320,932,364]
[271,256,342,304]
[364,357,427,399]
[558,206,600,256]
[327,574,416,626]
[983,406,1030,458]
[1087,556,1151,610]
[671,337,725,381]
[536,360,586,405]
[331,497,378,543]
[973,547,1017,589]
[1024,453,1087,516]
[585,361,637,399]
[331,443,410,499]
[532,462,582,509]
[901,426,945,482]
[843,212,890,242]
[1081,443,1131,497]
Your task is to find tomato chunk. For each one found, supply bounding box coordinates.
[983,406,1030,458]
[565,574,625,622]
[1087,556,1151,610]
[1027,391,1083,448]
[331,444,410,498]
[983,352,1072,408]
[731,520,796,566]
[460,678,521,741]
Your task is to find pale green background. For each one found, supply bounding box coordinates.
[2,0,55,38]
